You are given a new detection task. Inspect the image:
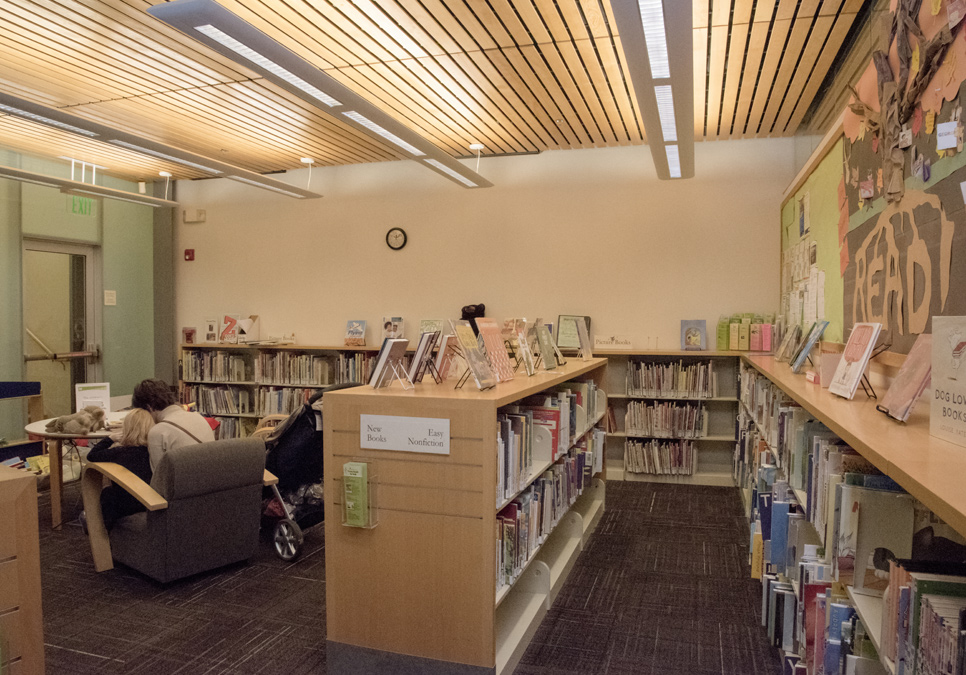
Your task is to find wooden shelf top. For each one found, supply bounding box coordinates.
[743,354,966,541]
[182,342,394,352]
[594,349,763,357]
[323,358,607,408]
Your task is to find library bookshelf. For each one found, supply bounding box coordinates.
[740,353,966,675]
[322,358,607,674]
[597,350,741,486]
[178,343,383,437]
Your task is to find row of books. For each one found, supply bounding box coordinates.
[625,359,718,398]
[715,312,779,351]
[258,387,319,416]
[624,400,708,438]
[210,416,256,439]
[623,439,696,475]
[182,350,249,382]
[496,447,596,593]
[253,352,332,386]
[183,384,253,415]
[335,351,378,384]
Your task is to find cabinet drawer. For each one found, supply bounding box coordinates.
[0,559,19,612]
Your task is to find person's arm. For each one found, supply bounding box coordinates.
[86,437,116,462]
[147,426,164,474]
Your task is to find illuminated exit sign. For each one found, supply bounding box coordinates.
[69,195,95,217]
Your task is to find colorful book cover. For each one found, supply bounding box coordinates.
[738,322,751,350]
[750,323,762,351]
[762,323,773,352]
[791,320,829,374]
[680,319,706,350]
[418,319,444,335]
[931,316,966,446]
[344,319,366,346]
[451,319,497,390]
[382,316,404,340]
[880,333,931,422]
[829,322,883,400]
[475,317,515,382]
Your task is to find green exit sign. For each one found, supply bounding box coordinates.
[69,195,95,217]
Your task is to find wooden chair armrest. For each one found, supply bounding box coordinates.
[263,469,278,486]
[84,461,168,511]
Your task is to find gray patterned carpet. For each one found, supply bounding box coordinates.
[37,480,778,674]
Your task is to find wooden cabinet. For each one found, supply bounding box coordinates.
[322,358,607,674]
[599,351,739,486]
[0,466,44,675]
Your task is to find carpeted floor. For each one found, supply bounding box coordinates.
[37,480,779,674]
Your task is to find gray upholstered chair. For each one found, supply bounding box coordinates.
[81,437,276,583]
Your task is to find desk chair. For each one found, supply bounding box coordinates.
[81,437,275,583]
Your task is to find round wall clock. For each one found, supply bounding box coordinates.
[386,227,407,250]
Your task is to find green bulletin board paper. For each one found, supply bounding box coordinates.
[782,138,846,343]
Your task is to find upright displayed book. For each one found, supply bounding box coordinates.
[776,325,802,363]
[344,320,367,346]
[556,315,590,352]
[382,316,404,340]
[407,331,440,383]
[878,333,932,422]
[931,316,966,447]
[368,338,409,388]
[791,320,829,374]
[434,334,461,380]
[828,323,882,400]
[475,318,515,382]
[450,319,497,390]
[535,324,558,370]
[418,319,444,335]
[680,320,706,350]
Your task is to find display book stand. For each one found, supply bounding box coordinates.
[322,358,608,675]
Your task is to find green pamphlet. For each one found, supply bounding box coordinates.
[343,461,369,527]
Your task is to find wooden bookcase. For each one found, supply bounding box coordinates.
[322,358,607,674]
[0,465,44,675]
[178,343,382,437]
[597,351,740,486]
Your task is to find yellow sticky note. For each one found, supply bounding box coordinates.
[912,44,920,76]
[927,110,936,134]
[933,0,942,14]
[877,168,883,188]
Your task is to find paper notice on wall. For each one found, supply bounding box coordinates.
[817,271,826,321]
[790,288,801,327]
[937,121,959,150]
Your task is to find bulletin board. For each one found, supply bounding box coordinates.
[781,0,966,354]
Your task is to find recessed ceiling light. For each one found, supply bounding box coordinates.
[636,0,670,79]
[109,140,223,174]
[654,85,677,142]
[424,159,476,187]
[342,111,425,156]
[0,103,100,137]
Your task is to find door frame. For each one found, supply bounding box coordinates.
[22,237,103,382]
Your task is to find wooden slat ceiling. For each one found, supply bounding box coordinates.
[0,0,866,183]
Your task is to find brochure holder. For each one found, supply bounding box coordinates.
[339,462,378,529]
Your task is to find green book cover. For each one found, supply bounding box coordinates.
[343,462,369,527]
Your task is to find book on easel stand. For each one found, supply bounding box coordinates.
[534,324,566,371]
[450,319,497,390]
[368,338,412,389]
[828,323,882,400]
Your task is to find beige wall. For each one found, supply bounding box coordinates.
[173,139,796,349]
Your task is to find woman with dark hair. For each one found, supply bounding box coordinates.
[133,378,215,471]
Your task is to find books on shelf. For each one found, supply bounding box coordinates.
[344,320,367,347]
[623,438,696,475]
[828,322,882,400]
[680,320,706,350]
[182,350,250,382]
[624,400,708,438]
[626,359,718,398]
[931,316,966,447]
[878,333,932,422]
[255,351,332,386]
[336,351,377,384]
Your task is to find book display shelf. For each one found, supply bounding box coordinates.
[178,343,381,437]
[322,358,607,675]
[598,351,740,486]
[738,353,966,675]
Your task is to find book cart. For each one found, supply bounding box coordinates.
[739,353,966,675]
[322,358,608,674]
[598,350,740,486]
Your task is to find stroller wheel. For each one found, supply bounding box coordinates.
[273,519,304,561]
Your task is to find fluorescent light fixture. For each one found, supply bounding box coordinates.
[610,0,693,179]
[0,164,178,207]
[0,103,100,138]
[195,24,341,108]
[665,145,681,178]
[424,159,476,187]
[342,111,425,157]
[147,0,491,189]
[226,175,310,198]
[654,85,677,142]
[637,0,670,79]
[107,140,223,174]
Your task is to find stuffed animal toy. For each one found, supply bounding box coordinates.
[45,406,107,435]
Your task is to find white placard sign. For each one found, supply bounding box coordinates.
[937,121,959,150]
[360,414,450,455]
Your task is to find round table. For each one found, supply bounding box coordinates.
[25,411,128,529]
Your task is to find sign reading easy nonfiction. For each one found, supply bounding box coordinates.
[360,414,450,455]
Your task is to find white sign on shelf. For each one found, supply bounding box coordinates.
[360,414,450,455]
[593,335,632,350]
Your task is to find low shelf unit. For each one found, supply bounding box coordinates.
[322,358,607,675]
[597,351,740,486]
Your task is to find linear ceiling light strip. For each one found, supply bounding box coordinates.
[147,0,491,189]
[0,164,179,207]
[0,90,321,199]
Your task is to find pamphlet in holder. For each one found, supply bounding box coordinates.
[341,460,378,529]
[575,319,593,361]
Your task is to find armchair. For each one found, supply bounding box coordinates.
[81,437,276,583]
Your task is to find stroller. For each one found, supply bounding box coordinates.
[254,382,360,560]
